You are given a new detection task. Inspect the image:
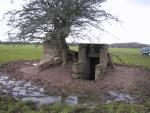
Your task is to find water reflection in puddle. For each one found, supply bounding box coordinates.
[0,73,135,106]
[22,96,62,105]
[0,74,79,106]
[105,91,135,104]
[65,96,78,105]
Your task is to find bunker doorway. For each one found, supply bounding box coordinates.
[88,57,99,80]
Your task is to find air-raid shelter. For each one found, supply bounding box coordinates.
[72,44,112,80]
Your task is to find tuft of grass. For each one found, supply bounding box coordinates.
[0,96,150,113]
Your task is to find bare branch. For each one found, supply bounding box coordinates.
[6,0,118,42]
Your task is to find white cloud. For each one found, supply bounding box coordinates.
[0,0,150,44]
[0,0,25,41]
[100,0,150,44]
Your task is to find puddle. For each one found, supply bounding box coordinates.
[22,96,62,106]
[0,73,79,106]
[0,73,135,106]
[65,96,78,105]
[106,91,134,104]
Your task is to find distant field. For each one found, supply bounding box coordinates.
[0,44,42,64]
[0,44,150,69]
[109,48,150,69]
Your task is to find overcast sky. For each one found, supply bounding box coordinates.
[0,0,150,44]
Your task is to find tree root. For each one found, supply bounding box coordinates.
[38,57,62,71]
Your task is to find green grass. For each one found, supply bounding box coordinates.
[109,48,150,69]
[0,44,150,69]
[69,46,78,52]
[0,96,150,113]
[0,44,42,64]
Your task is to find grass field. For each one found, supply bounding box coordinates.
[109,48,150,69]
[0,44,42,64]
[0,44,150,69]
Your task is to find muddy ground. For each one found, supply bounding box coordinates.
[0,60,150,104]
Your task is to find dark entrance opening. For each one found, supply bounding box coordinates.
[88,57,99,80]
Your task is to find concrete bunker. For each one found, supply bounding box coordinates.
[72,44,112,80]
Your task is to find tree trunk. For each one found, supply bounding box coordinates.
[41,39,61,62]
[59,38,69,66]
[39,39,62,70]
[39,39,69,70]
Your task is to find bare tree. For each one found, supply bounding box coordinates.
[6,0,118,67]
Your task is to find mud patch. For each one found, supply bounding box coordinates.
[0,60,150,104]
[0,73,97,106]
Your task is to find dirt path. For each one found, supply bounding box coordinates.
[0,60,150,103]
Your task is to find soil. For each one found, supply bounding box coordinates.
[0,60,150,103]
